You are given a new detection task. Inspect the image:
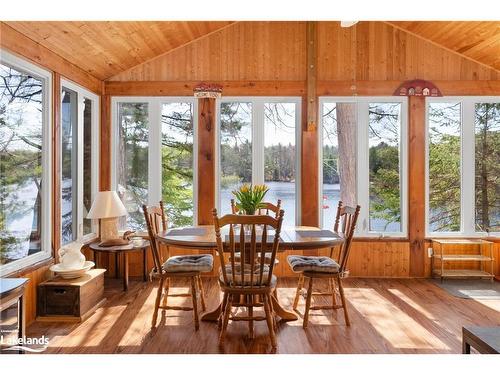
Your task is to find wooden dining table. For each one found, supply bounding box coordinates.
[156,225,344,322]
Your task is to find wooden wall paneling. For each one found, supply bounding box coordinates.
[197,97,216,225]
[387,21,500,73]
[0,22,102,94]
[408,96,426,277]
[109,22,307,82]
[5,21,235,80]
[316,21,498,81]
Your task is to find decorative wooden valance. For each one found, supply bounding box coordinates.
[393,79,442,97]
[193,83,223,99]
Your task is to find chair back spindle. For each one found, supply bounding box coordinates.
[213,209,284,289]
[142,203,168,275]
[334,201,361,274]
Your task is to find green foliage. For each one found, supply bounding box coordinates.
[369,143,401,230]
[232,184,269,215]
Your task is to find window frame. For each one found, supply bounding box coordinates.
[0,49,52,276]
[425,96,500,238]
[215,96,302,226]
[318,96,408,238]
[60,78,100,244]
[111,96,198,227]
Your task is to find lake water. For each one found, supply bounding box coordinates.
[222,181,399,231]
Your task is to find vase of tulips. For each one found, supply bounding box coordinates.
[232,184,269,215]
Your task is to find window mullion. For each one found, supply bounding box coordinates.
[76,95,84,239]
[462,99,476,235]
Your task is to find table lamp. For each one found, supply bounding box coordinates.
[87,191,129,247]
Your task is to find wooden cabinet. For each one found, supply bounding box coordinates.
[0,278,29,354]
[37,269,106,322]
[431,239,495,282]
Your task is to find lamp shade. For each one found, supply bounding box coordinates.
[87,191,128,219]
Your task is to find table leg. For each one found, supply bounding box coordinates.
[270,293,298,321]
[143,248,147,282]
[201,303,222,322]
[201,292,297,322]
[123,252,129,291]
[93,250,97,265]
[462,340,471,354]
[115,253,119,278]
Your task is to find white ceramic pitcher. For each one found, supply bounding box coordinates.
[58,241,86,270]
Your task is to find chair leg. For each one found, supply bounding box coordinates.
[292,273,304,310]
[219,294,233,346]
[329,277,338,307]
[190,276,199,331]
[303,276,314,329]
[263,294,277,348]
[197,275,206,312]
[248,295,254,339]
[152,277,164,328]
[162,277,170,307]
[337,276,350,326]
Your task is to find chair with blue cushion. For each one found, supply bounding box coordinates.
[287,201,360,328]
[143,202,213,330]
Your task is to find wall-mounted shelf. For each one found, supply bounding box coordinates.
[431,239,495,282]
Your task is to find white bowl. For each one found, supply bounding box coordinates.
[50,261,95,279]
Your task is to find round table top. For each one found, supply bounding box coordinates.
[89,238,150,252]
[156,225,344,250]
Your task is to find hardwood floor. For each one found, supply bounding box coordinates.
[27,277,500,354]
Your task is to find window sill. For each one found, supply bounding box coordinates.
[353,237,409,242]
[3,256,54,278]
[425,236,500,242]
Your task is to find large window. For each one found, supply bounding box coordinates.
[113,98,197,230]
[60,79,99,245]
[320,97,407,237]
[217,98,301,226]
[0,50,52,275]
[427,97,500,236]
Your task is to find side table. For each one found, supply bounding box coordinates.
[89,239,150,291]
[462,326,500,354]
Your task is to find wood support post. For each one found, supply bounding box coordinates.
[100,93,111,191]
[197,97,216,225]
[408,96,426,277]
[52,73,61,253]
[301,22,319,228]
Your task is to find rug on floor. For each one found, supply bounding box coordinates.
[430,279,500,300]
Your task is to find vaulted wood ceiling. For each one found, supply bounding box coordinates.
[388,21,500,71]
[4,21,234,80]
[4,21,500,81]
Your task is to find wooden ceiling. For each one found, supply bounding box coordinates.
[4,21,234,80]
[3,21,499,81]
[388,21,500,71]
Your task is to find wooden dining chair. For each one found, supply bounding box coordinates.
[213,208,284,348]
[287,201,360,328]
[143,203,213,330]
[230,198,282,265]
